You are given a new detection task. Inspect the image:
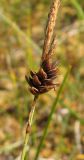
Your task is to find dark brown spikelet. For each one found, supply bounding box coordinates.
[25,55,59,95]
[25,0,60,95]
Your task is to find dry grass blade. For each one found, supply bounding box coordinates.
[42,0,60,60]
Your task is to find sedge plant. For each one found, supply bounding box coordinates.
[21,0,70,160]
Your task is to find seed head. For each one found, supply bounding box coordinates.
[25,0,60,95]
[25,55,59,95]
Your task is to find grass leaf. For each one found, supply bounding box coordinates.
[71,0,84,20]
[34,66,71,160]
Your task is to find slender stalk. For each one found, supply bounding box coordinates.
[21,95,38,160]
[34,66,71,160]
[71,0,84,20]
[21,134,29,160]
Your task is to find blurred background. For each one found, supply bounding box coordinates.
[0,0,84,160]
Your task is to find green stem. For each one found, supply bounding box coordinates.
[21,134,29,160]
[71,0,84,20]
[21,96,38,160]
[34,66,71,160]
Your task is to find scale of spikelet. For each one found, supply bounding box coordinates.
[25,0,60,95]
[25,55,59,95]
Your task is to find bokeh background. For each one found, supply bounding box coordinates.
[0,0,84,160]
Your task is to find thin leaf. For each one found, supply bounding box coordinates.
[71,0,84,20]
[34,66,71,160]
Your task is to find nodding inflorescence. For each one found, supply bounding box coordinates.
[25,0,60,95]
